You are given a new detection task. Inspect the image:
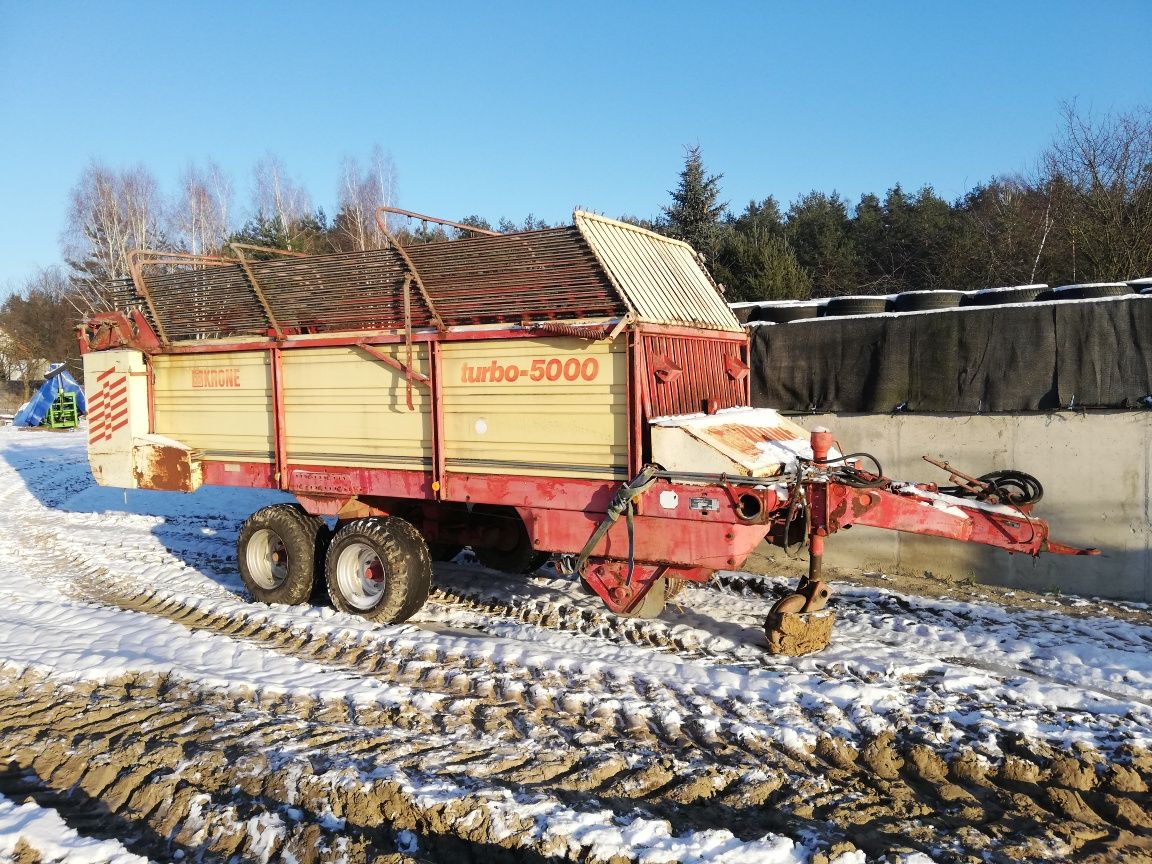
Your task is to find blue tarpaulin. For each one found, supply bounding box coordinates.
[13,364,87,427]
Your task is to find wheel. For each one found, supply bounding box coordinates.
[961,286,1044,306]
[824,296,892,316]
[1048,283,1133,301]
[754,303,820,323]
[237,504,329,606]
[471,504,550,574]
[616,576,670,619]
[892,291,964,312]
[325,517,432,623]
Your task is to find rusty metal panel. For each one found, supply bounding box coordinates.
[132,435,202,492]
[643,333,748,418]
[650,408,815,477]
[409,228,625,324]
[110,215,740,342]
[574,212,741,332]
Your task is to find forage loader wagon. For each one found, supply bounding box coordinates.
[79,210,1094,653]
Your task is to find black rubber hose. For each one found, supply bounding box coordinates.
[939,469,1043,505]
[810,452,887,488]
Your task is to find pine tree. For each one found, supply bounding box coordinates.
[662,145,727,260]
[714,230,811,302]
[785,191,859,295]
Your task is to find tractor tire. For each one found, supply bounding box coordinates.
[731,304,757,324]
[237,504,329,606]
[471,504,550,574]
[325,517,432,623]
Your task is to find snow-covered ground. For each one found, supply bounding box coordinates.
[0,425,1148,863]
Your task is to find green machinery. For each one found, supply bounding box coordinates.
[44,392,79,430]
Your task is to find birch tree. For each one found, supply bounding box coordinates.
[251,153,312,250]
[64,161,167,304]
[175,160,233,256]
[335,144,398,251]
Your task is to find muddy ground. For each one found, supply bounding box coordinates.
[2,573,1151,864]
[0,431,1150,862]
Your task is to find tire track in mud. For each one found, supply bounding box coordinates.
[15,490,1152,847]
[82,580,804,775]
[72,583,1152,862]
[428,574,763,662]
[429,572,1152,749]
[1,665,1149,864]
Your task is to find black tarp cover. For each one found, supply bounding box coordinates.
[749,296,1152,413]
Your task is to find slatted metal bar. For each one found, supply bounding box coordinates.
[643,332,748,418]
[110,229,623,341]
[107,216,737,343]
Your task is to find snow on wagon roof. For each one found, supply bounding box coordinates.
[108,213,741,343]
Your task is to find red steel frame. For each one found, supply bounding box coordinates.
[80,310,1092,615]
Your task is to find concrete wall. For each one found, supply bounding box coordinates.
[758,411,1151,602]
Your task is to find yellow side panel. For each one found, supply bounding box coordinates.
[152,352,274,462]
[281,346,432,469]
[441,337,627,480]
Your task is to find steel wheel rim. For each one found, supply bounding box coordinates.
[247,528,288,590]
[335,542,386,610]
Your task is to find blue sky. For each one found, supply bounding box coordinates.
[1,1,1149,291]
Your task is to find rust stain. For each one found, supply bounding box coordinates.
[134,443,196,492]
[851,491,879,518]
[705,424,802,458]
[290,470,356,496]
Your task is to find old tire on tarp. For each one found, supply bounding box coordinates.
[238,504,329,606]
[825,296,891,317]
[961,286,1045,306]
[1047,283,1134,301]
[731,305,757,324]
[893,291,964,312]
[325,516,432,623]
[754,303,821,323]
